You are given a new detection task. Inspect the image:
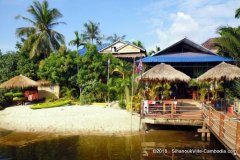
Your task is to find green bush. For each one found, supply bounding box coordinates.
[79,93,95,105]
[30,100,71,109]
[0,91,12,108]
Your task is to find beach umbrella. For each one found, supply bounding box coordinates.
[197,62,240,81]
[0,74,38,89]
[136,63,190,100]
[197,62,240,107]
[136,63,191,82]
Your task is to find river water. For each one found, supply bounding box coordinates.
[0,127,235,160]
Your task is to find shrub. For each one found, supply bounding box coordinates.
[79,93,95,105]
[30,100,71,109]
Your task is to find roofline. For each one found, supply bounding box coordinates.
[154,38,217,56]
[99,40,146,53]
[99,40,126,52]
[116,42,146,52]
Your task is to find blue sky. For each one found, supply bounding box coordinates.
[0,0,239,52]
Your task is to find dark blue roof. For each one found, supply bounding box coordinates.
[140,52,233,63]
[78,43,110,56]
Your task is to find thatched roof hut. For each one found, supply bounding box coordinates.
[136,63,191,82]
[0,75,38,89]
[197,62,240,81]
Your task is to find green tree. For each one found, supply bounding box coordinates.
[83,21,103,45]
[38,50,79,87]
[107,33,126,43]
[235,7,240,18]
[216,27,240,58]
[16,0,65,59]
[69,31,86,52]
[132,40,145,49]
[148,46,161,56]
[0,51,19,83]
[216,7,240,59]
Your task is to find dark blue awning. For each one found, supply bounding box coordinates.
[140,52,233,63]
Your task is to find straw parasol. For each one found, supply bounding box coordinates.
[0,74,38,89]
[136,63,191,82]
[197,62,240,107]
[197,62,240,81]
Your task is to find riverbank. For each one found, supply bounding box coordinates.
[0,105,140,135]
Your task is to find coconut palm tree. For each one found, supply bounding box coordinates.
[69,31,86,52]
[82,21,103,45]
[216,26,240,59]
[216,7,240,59]
[235,7,240,18]
[132,40,145,49]
[107,33,126,43]
[15,0,65,59]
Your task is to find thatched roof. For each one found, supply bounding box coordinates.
[37,80,51,86]
[197,62,240,81]
[0,75,38,89]
[136,63,191,82]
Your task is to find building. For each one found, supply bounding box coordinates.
[142,38,232,78]
[202,38,219,53]
[79,40,146,61]
[140,38,233,99]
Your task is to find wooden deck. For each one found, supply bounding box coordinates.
[141,100,203,126]
[203,105,240,159]
[141,100,240,159]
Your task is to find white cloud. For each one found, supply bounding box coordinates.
[142,0,240,51]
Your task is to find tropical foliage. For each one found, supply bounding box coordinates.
[107,33,126,43]
[69,31,86,51]
[216,7,240,59]
[132,40,145,49]
[16,0,65,59]
[82,21,103,45]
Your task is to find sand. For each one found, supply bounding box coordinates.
[0,105,141,135]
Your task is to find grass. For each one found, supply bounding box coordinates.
[30,100,71,109]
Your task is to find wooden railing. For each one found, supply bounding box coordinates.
[203,104,240,156]
[141,100,202,119]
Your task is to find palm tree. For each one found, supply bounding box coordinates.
[235,7,240,18]
[216,7,240,59]
[83,21,103,45]
[107,33,126,43]
[216,26,240,59]
[16,0,65,59]
[132,40,145,49]
[69,31,86,52]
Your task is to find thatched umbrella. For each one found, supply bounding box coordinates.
[197,62,240,108]
[0,74,38,89]
[136,63,191,82]
[197,62,240,81]
[136,63,190,100]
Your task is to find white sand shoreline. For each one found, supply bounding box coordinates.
[0,105,141,135]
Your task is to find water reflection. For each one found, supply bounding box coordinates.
[0,130,235,160]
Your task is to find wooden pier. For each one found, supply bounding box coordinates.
[141,100,240,159]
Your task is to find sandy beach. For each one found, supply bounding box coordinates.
[0,105,140,135]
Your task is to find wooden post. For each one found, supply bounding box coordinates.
[236,122,240,155]
[163,102,165,114]
[209,107,212,126]
[171,103,173,118]
[219,113,224,139]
